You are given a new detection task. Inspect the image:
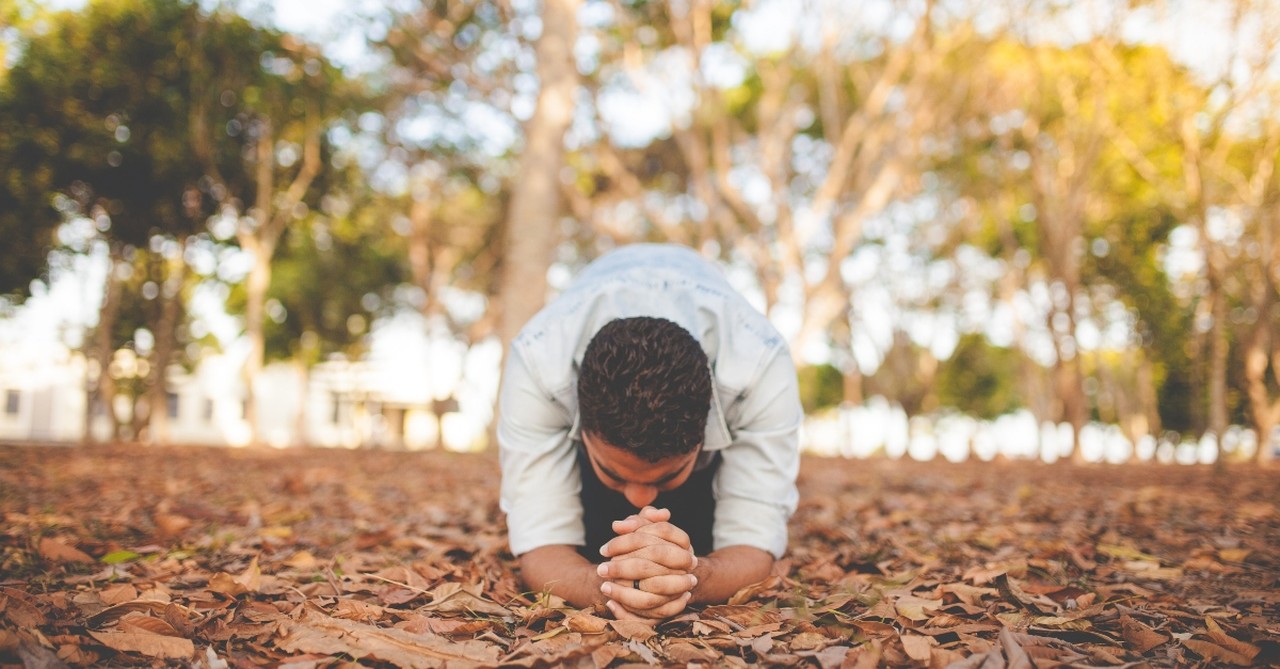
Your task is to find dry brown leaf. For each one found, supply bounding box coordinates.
[727,575,781,605]
[1217,548,1251,562]
[420,582,509,616]
[1183,638,1255,666]
[805,644,850,669]
[208,556,261,596]
[899,633,935,662]
[1204,616,1261,661]
[842,639,883,669]
[37,537,94,564]
[790,631,830,651]
[99,583,137,606]
[116,614,182,637]
[0,590,46,628]
[703,604,782,627]
[153,512,192,537]
[591,643,629,669]
[608,618,658,642]
[277,610,500,668]
[1119,614,1168,653]
[940,582,998,606]
[88,630,194,660]
[333,598,383,623]
[894,595,942,621]
[564,610,609,634]
[663,639,718,663]
[282,550,318,570]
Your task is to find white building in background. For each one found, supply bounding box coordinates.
[0,350,476,450]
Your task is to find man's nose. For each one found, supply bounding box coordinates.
[624,484,658,508]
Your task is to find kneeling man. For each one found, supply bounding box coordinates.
[498,244,801,621]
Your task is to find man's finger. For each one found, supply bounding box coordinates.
[633,521,693,550]
[611,506,670,535]
[638,506,669,523]
[607,591,692,621]
[601,535,696,569]
[633,573,698,597]
[597,557,688,581]
[601,579,686,611]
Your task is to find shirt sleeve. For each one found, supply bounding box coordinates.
[711,349,802,558]
[497,344,585,556]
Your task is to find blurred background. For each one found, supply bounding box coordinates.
[0,0,1276,465]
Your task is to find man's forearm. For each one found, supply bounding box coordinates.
[518,545,608,609]
[690,545,773,605]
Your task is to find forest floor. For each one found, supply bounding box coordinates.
[0,443,1277,668]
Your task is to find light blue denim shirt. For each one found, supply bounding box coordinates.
[498,244,802,558]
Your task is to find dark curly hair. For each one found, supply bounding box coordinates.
[578,317,712,463]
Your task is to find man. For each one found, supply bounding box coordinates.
[498,244,801,621]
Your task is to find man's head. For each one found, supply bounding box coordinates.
[578,317,712,464]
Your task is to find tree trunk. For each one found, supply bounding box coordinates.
[294,360,310,447]
[242,241,272,446]
[86,244,125,444]
[238,113,321,446]
[145,254,187,445]
[1205,258,1229,471]
[496,0,580,348]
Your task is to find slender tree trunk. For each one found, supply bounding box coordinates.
[242,242,273,445]
[496,0,580,348]
[145,255,187,445]
[238,114,321,446]
[294,361,310,447]
[87,244,126,444]
[1205,252,1229,471]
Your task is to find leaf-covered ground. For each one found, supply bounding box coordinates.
[1,444,1277,668]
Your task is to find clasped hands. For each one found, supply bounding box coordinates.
[596,506,698,621]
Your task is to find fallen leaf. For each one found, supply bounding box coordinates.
[899,633,934,662]
[1217,548,1251,562]
[894,595,942,621]
[88,630,194,660]
[608,619,657,642]
[277,610,500,668]
[663,639,718,663]
[117,614,183,637]
[282,550,318,570]
[153,512,192,537]
[208,557,261,596]
[421,582,509,616]
[1119,615,1168,653]
[564,610,609,634]
[1097,543,1159,562]
[1183,638,1255,666]
[727,575,781,605]
[1204,616,1260,661]
[38,538,93,564]
[99,583,137,606]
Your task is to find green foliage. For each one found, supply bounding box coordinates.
[796,364,844,414]
[937,334,1022,420]
[261,215,406,365]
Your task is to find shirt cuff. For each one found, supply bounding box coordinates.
[504,494,586,556]
[712,496,790,558]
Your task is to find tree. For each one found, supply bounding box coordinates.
[0,0,231,442]
[937,334,1022,420]
[0,0,351,444]
[496,0,581,348]
[565,0,977,363]
[1101,0,1280,464]
[187,16,351,445]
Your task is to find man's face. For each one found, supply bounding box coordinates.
[582,432,700,508]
